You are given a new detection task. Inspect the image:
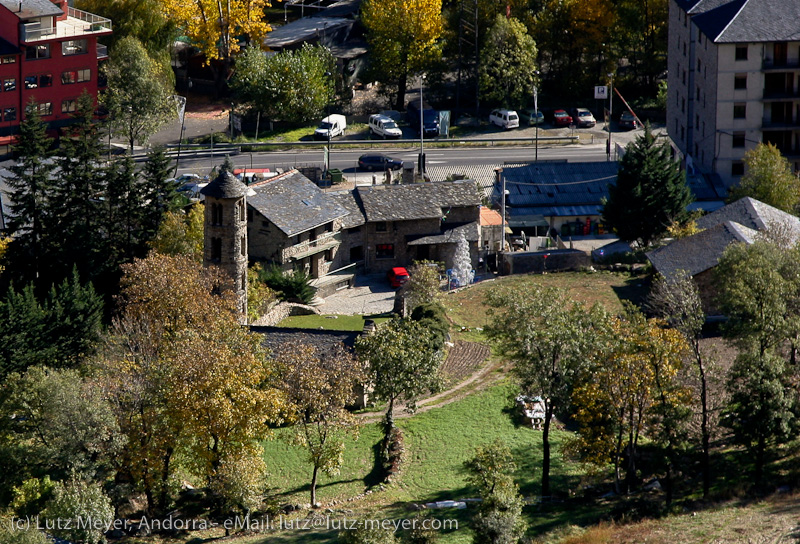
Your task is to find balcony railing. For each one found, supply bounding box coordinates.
[762,58,800,70]
[96,43,108,58]
[282,231,342,262]
[20,8,111,42]
[762,89,800,100]
[761,117,800,129]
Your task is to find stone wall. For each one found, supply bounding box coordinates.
[251,301,320,326]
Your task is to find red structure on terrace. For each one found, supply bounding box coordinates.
[0,0,112,152]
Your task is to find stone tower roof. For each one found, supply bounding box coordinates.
[200,170,249,199]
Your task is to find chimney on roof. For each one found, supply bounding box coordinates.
[18,1,22,12]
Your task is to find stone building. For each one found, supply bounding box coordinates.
[200,170,251,317]
[667,0,800,188]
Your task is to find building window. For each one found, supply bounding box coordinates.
[734,74,747,89]
[697,59,702,71]
[681,98,685,113]
[348,226,361,234]
[61,69,90,85]
[61,39,88,56]
[732,132,745,147]
[3,107,16,121]
[733,103,746,119]
[683,42,687,56]
[682,70,686,85]
[732,162,745,176]
[240,235,246,256]
[39,74,52,87]
[211,238,222,261]
[1,56,15,64]
[25,44,50,60]
[375,221,388,232]
[695,114,699,129]
[24,75,37,89]
[3,78,15,92]
[211,203,223,225]
[34,103,53,117]
[681,125,685,141]
[61,99,77,114]
[375,243,394,259]
[735,45,748,60]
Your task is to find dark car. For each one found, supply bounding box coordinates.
[619,111,639,130]
[552,109,573,127]
[358,154,404,171]
[387,267,410,288]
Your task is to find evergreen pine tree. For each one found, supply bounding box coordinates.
[140,146,179,240]
[2,99,56,287]
[601,123,693,247]
[52,91,106,279]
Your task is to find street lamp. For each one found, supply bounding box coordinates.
[607,72,614,161]
[418,73,426,176]
[324,71,332,174]
[533,70,540,162]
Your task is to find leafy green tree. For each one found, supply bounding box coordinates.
[479,15,537,107]
[1,366,123,481]
[41,478,113,544]
[727,143,800,214]
[0,269,103,380]
[277,343,365,506]
[231,44,335,124]
[209,444,269,514]
[259,265,315,304]
[361,0,443,109]
[486,284,604,497]
[402,261,443,310]
[355,318,442,442]
[103,37,175,152]
[722,349,796,488]
[75,0,177,54]
[2,100,55,286]
[149,206,204,261]
[464,440,526,544]
[601,123,693,247]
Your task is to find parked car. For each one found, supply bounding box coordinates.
[489,109,520,129]
[313,114,347,140]
[387,267,410,288]
[407,100,440,137]
[619,111,639,130]
[552,109,573,127]
[369,114,403,139]
[570,108,596,128]
[358,154,404,171]
[520,108,545,126]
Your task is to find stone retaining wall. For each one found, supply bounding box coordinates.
[250,301,320,326]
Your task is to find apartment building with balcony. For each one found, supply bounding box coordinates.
[667,0,800,189]
[0,0,112,151]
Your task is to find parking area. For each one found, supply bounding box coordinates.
[314,273,397,315]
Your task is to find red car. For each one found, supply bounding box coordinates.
[387,267,410,288]
[552,109,573,127]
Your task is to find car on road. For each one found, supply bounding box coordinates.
[489,109,520,129]
[570,108,596,128]
[552,109,573,127]
[520,109,545,126]
[387,266,410,288]
[358,154,404,171]
[619,111,639,130]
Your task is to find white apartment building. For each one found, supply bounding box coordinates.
[667,0,800,189]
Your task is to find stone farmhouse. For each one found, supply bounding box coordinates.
[204,168,483,300]
[667,0,800,188]
[646,196,800,314]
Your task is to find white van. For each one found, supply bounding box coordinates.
[369,114,403,139]
[489,109,520,129]
[314,114,347,140]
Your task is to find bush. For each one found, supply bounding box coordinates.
[338,522,396,544]
[41,478,113,544]
[258,265,315,304]
[11,476,55,518]
[410,303,449,350]
[0,518,50,544]
[209,444,269,514]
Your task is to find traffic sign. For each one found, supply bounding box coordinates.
[594,86,608,99]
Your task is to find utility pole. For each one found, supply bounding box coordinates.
[607,72,614,161]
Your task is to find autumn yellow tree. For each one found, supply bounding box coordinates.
[160,0,271,85]
[361,0,443,109]
[275,343,365,506]
[101,253,284,514]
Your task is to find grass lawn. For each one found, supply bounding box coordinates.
[445,271,649,331]
[277,314,392,331]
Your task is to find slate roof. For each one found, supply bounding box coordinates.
[678,0,800,43]
[407,222,480,245]
[647,221,758,280]
[326,190,365,229]
[356,180,481,222]
[253,326,360,354]
[264,17,353,49]
[0,0,63,19]
[695,197,800,237]
[200,170,249,199]
[248,170,349,237]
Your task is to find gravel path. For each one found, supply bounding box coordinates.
[315,273,397,316]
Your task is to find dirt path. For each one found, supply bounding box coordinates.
[359,340,508,423]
